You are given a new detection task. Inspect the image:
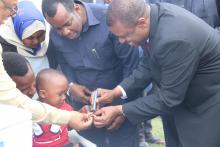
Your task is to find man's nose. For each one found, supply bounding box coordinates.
[29,86,36,97]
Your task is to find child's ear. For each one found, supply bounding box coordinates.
[38,89,47,99]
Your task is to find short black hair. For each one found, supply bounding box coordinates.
[107,0,147,27]
[42,0,74,17]
[2,52,29,77]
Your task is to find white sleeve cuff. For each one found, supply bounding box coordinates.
[66,82,74,96]
[117,85,128,99]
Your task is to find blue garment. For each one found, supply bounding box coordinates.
[50,2,139,95]
[49,1,139,147]
[13,1,45,40]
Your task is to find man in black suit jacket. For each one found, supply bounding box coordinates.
[217,0,220,18]
[93,0,220,147]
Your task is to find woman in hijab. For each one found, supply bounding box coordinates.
[0,0,52,75]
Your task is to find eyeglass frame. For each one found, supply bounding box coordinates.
[0,0,18,16]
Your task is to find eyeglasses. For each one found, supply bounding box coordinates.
[0,0,18,16]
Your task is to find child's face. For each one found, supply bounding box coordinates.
[12,64,36,98]
[43,76,68,108]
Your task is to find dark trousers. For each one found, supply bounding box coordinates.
[79,119,139,147]
[138,120,153,142]
[162,115,182,147]
[138,83,156,142]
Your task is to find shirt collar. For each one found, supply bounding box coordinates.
[75,1,100,32]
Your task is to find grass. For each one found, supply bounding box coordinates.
[149,117,165,147]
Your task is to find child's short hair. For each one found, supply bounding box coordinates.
[35,68,66,92]
[2,52,29,77]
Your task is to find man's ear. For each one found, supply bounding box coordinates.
[38,89,47,99]
[73,3,81,14]
[137,17,148,28]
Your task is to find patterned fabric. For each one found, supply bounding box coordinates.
[33,102,73,147]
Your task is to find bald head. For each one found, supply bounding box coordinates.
[36,68,67,91]
[107,0,148,27]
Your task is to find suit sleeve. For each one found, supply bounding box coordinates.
[122,40,199,124]
[0,45,73,124]
[120,55,152,101]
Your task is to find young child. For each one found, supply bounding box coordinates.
[2,52,36,98]
[33,68,72,147]
[33,68,96,147]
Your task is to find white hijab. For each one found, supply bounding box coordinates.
[0,17,50,57]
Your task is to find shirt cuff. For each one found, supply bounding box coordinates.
[67,82,74,96]
[121,105,126,117]
[117,85,128,99]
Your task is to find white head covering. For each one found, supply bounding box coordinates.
[0,0,50,57]
[0,17,50,57]
[22,20,46,40]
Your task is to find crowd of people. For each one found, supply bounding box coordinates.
[0,0,220,147]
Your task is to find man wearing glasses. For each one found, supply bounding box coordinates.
[0,0,17,24]
[0,0,93,131]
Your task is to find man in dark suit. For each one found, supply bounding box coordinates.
[103,1,220,146]
[146,0,220,146]
[217,0,220,18]
[93,0,220,147]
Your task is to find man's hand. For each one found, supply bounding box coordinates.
[96,87,122,104]
[69,83,91,104]
[106,115,125,131]
[79,105,92,114]
[68,111,93,130]
[93,105,123,128]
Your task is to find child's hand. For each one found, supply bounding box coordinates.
[68,111,93,130]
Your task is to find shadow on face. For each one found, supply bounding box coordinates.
[38,74,68,108]
[11,64,36,98]
[45,3,83,39]
[22,30,46,49]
